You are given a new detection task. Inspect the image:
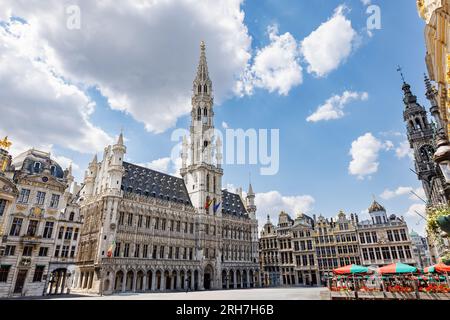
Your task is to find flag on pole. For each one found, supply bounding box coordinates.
[107,240,115,258]
[204,198,213,209]
[213,202,221,213]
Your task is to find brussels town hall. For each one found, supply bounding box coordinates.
[72,42,260,294]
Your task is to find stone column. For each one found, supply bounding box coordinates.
[143,274,147,291]
[84,272,89,289]
[199,270,205,291]
[302,272,306,285]
[246,271,251,288]
[171,274,175,290]
[190,272,195,290]
[233,271,237,289]
[176,272,181,290]
[78,272,83,289]
[151,272,156,291]
[132,272,137,292]
[121,274,126,292]
[161,274,166,291]
[61,270,67,294]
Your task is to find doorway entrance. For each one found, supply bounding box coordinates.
[14,270,28,294]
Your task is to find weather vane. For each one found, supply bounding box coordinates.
[397,65,406,83]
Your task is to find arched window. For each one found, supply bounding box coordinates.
[198,84,202,94]
[197,108,201,121]
[213,176,216,194]
[206,174,210,192]
[415,118,422,130]
[203,107,208,117]
[420,145,434,162]
[33,162,41,173]
[50,165,56,176]
[69,212,75,221]
[204,85,208,93]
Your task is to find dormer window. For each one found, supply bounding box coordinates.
[50,165,56,176]
[33,162,41,173]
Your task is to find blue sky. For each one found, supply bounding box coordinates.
[0,0,431,233]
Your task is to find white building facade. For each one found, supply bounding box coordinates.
[0,148,81,298]
[72,42,260,295]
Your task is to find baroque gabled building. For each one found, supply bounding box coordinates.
[0,147,82,298]
[72,42,260,295]
[258,200,417,288]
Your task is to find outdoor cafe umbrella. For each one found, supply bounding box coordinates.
[377,262,418,274]
[424,263,450,286]
[333,264,369,275]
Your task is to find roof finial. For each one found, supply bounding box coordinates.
[397,65,406,83]
[200,40,205,52]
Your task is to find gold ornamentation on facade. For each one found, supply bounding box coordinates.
[0,136,12,150]
[15,205,27,211]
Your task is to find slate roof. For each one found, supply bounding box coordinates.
[221,190,248,217]
[121,162,192,206]
[12,149,65,179]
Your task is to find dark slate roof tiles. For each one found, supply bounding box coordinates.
[121,162,192,206]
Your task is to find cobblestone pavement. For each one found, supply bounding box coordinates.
[46,287,324,300]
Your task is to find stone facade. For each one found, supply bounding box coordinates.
[417,0,450,136]
[410,230,433,268]
[401,77,450,262]
[0,148,81,298]
[72,42,260,295]
[259,200,417,287]
[357,201,416,268]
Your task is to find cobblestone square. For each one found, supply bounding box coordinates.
[49,287,324,300]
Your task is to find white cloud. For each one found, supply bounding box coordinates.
[138,155,183,178]
[361,0,371,6]
[405,203,426,218]
[2,0,252,134]
[395,140,414,160]
[139,157,172,173]
[301,6,358,77]
[237,24,303,96]
[255,191,315,229]
[0,19,112,155]
[409,187,427,201]
[380,186,426,201]
[349,133,390,179]
[222,121,229,129]
[307,91,368,122]
[380,186,414,200]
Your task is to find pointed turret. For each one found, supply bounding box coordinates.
[117,132,124,146]
[246,182,256,220]
[193,41,212,92]
[424,73,444,132]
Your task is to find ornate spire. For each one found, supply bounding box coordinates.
[117,131,124,146]
[196,41,210,83]
[192,41,212,99]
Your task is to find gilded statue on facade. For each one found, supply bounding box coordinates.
[0,136,12,150]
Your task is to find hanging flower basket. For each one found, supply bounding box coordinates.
[437,215,450,235]
[427,206,450,236]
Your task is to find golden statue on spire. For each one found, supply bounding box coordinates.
[0,136,12,150]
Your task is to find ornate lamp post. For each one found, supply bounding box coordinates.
[433,131,450,236]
